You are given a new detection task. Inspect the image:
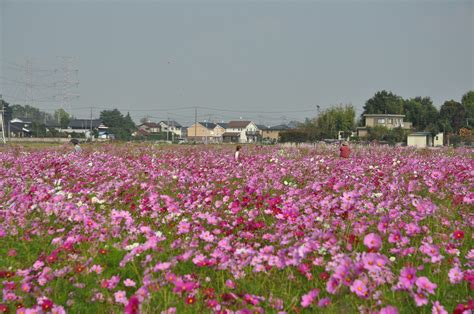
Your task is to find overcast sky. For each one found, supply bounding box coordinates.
[1,0,472,126]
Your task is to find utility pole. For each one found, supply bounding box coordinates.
[167,115,170,142]
[25,58,33,107]
[194,107,197,143]
[171,120,175,142]
[0,95,6,144]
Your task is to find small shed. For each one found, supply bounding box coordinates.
[407,132,444,148]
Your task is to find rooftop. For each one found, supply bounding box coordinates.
[228,120,251,128]
[363,114,405,118]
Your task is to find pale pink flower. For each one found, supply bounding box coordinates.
[114,290,128,305]
[124,279,136,287]
[448,266,463,284]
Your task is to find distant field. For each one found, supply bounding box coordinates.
[0,144,472,313]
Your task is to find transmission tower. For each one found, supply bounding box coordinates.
[25,58,33,108]
[55,56,79,116]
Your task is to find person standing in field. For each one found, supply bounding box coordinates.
[339,141,350,158]
[70,139,82,152]
[235,145,241,162]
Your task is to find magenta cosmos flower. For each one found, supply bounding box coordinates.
[350,279,369,298]
[301,289,319,308]
[415,277,437,294]
[399,267,417,289]
[364,233,382,251]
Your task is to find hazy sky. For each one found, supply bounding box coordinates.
[1,0,473,126]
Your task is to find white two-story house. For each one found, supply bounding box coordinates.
[159,120,182,138]
[223,120,260,143]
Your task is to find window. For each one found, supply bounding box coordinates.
[377,118,385,124]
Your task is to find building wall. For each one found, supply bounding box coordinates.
[365,117,376,128]
[159,122,182,137]
[213,125,226,137]
[139,125,160,133]
[407,135,431,148]
[434,133,444,146]
[262,130,280,141]
[187,123,212,137]
[365,116,411,130]
[187,123,222,142]
[357,129,368,138]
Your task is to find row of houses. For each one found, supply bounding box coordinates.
[6,118,110,139]
[7,117,292,143]
[186,121,293,143]
[8,113,443,147]
[138,120,292,143]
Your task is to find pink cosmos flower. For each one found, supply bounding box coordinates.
[448,266,463,284]
[161,307,177,314]
[432,301,448,314]
[318,297,331,308]
[124,279,136,287]
[388,232,402,244]
[21,283,31,293]
[326,277,340,294]
[89,265,103,274]
[300,289,319,308]
[379,305,398,314]
[415,277,437,294]
[154,262,171,272]
[364,233,382,251]
[225,279,236,289]
[114,290,128,305]
[350,279,368,298]
[413,291,428,307]
[399,267,417,289]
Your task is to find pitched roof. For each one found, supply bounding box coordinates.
[139,122,160,128]
[409,132,432,136]
[11,117,33,124]
[9,122,31,132]
[363,114,405,118]
[68,119,102,129]
[228,120,251,128]
[199,122,217,130]
[160,120,182,128]
[216,122,228,129]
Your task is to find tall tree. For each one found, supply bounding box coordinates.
[461,91,474,127]
[439,100,466,133]
[54,108,71,128]
[11,104,53,123]
[316,105,355,139]
[124,112,137,133]
[403,97,439,131]
[100,109,136,140]
[361,91,404,121]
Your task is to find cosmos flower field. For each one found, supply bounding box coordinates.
[0,144,472,314]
